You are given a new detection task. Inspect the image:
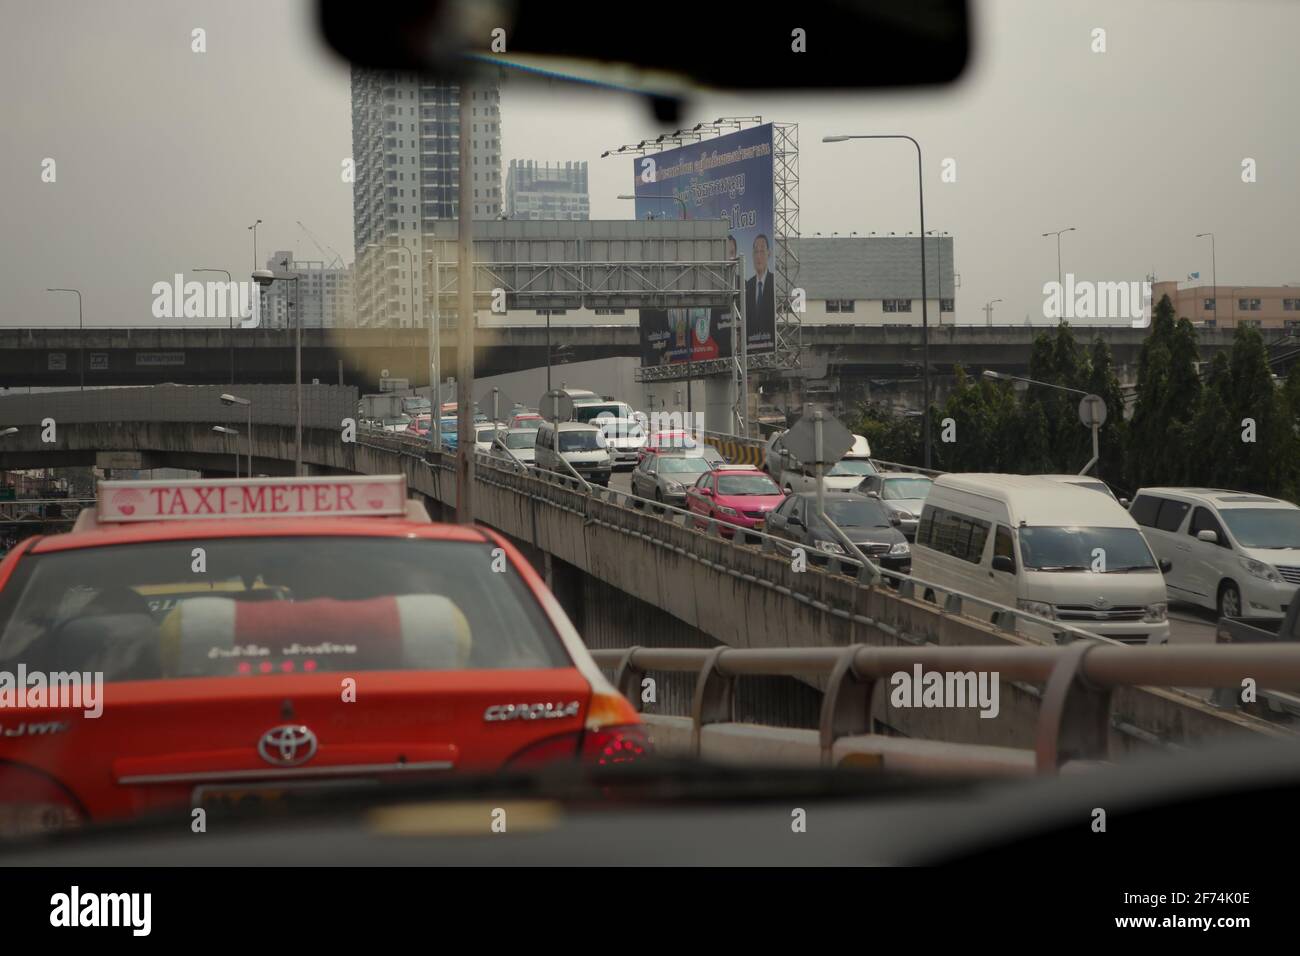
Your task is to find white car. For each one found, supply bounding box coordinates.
[490,427,538,467]
[1130,487,1300,619]
[779,454,878,494]
[595,417,647,469]
[856,472,934,540]
[474,422,507,454]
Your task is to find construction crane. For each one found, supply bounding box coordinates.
[296,220,345,269]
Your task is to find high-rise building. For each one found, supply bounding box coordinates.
[505,160,590,221]
[258,251,355,329]
[351,70,502,328]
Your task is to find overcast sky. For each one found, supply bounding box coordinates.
[3,0,1297,328]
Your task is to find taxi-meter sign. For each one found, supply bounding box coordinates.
[783,408,853,466]
[97,475,408,522]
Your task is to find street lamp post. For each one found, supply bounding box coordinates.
[45,288,83,390]
[983,369,1105,475]
[248,220,262,271]
[212,425,240,478]
[252,266,302,475]
[1196,233,1218,326]
[194,268,235,385]
[824,134,932,468]
[221,393,252,477]
[1042,228,1076,312]
[984,298,1003,326]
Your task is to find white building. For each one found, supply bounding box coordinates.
[351,70,502,328]
[258,251,355,329]
[505,160,590,221]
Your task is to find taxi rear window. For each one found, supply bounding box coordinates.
[0,537,569,682]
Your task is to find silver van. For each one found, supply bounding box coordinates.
[534,421,612,486]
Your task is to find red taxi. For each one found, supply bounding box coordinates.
[685,465,786,537]
[0,475,646,837]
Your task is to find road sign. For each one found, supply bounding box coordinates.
[97,451,144,470]
[1078,394,1107,428]
[539,390,574,423]
[783,407,853,465]
[379,377,409,392]
[48,353,66,371]
[90,353,108,371]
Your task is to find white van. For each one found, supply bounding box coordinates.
[1129,487,1300,619]
[534,421,612,486]
[911,474,1177,645]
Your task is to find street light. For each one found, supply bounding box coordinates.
[1196,233,1218,327]
[195,268,235,384]
[1042,227,1076,312]
[253,265,302,475]
[984,298,1003,326]
[0,428,17,437]
[221,393,252,477]
[45,288,83,390]
[212,425,240,477]
[824,134,932,468]
[983,370,1106,475]
[616,193,689,219]
[247,219,262,270]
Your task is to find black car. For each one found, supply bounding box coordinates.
[765,492,911,576]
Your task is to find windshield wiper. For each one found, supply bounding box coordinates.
[1101,566,1154,573]
[1031,565,1088,571]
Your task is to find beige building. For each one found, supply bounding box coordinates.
[1153,280,1300,330]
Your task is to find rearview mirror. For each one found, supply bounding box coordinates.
[991,555,1015,573]
[1196,529,1218,544]
[318,0,971,93]
[1159,559,1173,574]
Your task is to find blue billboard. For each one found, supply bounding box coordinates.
[633,124,776,367]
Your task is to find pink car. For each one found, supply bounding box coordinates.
[685,466,786,536]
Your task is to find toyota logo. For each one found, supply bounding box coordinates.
[1093,596,1108,609]
[257,724,318,767]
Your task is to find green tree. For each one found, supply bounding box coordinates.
[1127,296,1201,486]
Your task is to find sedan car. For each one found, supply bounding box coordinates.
[779,456,879,494]
[630,452,713,506]
[595,417,647,470]
[685,466,786,536]
[765,492,911,577]
[0,474,646,836]
[489,427,539,467]
[856,472,934,540]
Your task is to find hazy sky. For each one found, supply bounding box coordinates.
[3,0,1297,328]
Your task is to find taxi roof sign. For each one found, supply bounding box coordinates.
[95,475,409,523]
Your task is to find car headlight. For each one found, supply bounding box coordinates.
[1143,602,1168,623]
[814,539,846,555]
[717,505,738,516]
[892,509,915,520]
[664,481,683,493]
[1240,556,1280,582]
[1017,599,1055,620]
[889,541,910,555]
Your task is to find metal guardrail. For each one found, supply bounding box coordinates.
[592,643,1300,772]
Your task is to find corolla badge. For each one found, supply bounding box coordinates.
[257,724,318,766]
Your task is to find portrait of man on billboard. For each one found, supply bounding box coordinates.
[745,233,775,335]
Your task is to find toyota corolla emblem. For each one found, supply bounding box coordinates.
[1093,596,1108,609]
[257,724,318,767]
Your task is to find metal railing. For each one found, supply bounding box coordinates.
[591,643,1300,773]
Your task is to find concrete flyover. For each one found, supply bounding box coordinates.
[1,388,1287,760]
[4,325,1287,391]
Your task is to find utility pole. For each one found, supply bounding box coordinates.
[455,80,475,523]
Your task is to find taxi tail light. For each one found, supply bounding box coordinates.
[504,692,651,768]
[0,766,86,838]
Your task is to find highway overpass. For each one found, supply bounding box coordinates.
[0,384,1292,771]
[3,325,1291,392]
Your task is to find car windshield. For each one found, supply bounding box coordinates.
[573,404,627,423]
[717,475,781,496]
[881,478,932,500]
[559,430,603,452]
[475,427,498,442]
[0,538,568,682]
[1018,527,1157,571]
[1219,508,1300,549]
[822,498,891,528]
[828,459,877,477]
[659,457,711,475]
[503,431,536,449]
[717,476,774,496]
